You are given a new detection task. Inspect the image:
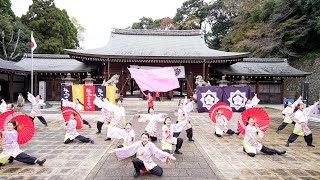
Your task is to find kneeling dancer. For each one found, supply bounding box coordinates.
[0,121,46,166]
[243,117,286,157]
[110,132,176,178]
[64,114,94,144]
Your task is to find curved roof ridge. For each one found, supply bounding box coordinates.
[244,58,286,63]
[112,28,203,36]
[23,53,70,59]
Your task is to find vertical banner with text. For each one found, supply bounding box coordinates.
[61,85,73,102]
[106,86,117,104]
[84,86,95,111]
[95,86,107,110]
[72,85,84,111]
[222,86,251,112]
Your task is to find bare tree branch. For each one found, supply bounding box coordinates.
[1,31,8,60]
[10,29,21,58]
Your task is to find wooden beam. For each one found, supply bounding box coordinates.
[52,78,56,100]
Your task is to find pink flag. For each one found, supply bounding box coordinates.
[128,67,180,92]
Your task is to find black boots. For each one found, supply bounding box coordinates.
[134,171,140,178]
[276,150,286,155]
[307,144,316,147]
[36,159,46,166]
[174,150,182,154]
[285,142,290,147]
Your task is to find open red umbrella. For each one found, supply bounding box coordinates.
[0,111,34,144]
[208,102,233,123]
[238,107,270,135]
[61,106,83,129]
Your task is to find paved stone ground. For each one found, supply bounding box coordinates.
[0,100,320,180]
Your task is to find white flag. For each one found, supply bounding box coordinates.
[31,32,37,53]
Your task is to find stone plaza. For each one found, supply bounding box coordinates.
[0,100,319,180]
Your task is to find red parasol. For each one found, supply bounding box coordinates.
[208,102,233,123]
[0,111,34,144]
[62,106,83,129]
[238,107,270,135]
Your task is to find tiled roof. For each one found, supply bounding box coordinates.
[215,58,311,77]
[15,54,96,72]
[0,58,29,72]
[65,29,249,63]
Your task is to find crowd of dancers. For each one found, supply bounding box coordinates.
[0,92,319,178]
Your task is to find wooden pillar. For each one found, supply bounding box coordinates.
[256,80,259,97]
[103,62,107,80]
[202,60,206,80]
[52,78,56,100]
[121,64,125,96]
[280,79,284,102]
[187,72,194,98]
[107,58,110,79]
[205,64,210,82]
[9,73,14,102]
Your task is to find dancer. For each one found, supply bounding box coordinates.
[0,121,46,166]
[214,110,239,137]
[142,91,154,113]
[117,123,136,148]
[109,132,176,178]
[0,99,7,113]
[155,92,160,101]
[162,116,190,154]
[64,113,94,144]
[27,92,48,127]
[61,98,92,128]
[276,96,302,133]
[243,117,286,157]
[93,96,112,134]
[102,99,127,141]
[136,108,167,142]
[173,96,194,141]
[285,101,319,147]
[245,93,260,109]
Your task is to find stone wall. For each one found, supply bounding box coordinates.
[285,57,320,102]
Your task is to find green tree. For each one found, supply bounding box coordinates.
[173,0,208,30]
[0,1,30,61]
[131,17,162,29]
[21,0,79,54]
[0,0,15,18]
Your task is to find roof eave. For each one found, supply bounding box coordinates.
[65,50,249,61]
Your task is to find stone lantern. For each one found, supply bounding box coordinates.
[217,75,229,87]
[83,73,96,85]
[62,73,76,86]
[236,76,250,86]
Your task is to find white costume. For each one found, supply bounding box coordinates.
[245,94,260,109]
[62,99,83,112]
[0,100,7,113]
[177,97,194,122]
[292,104,318,136]
[93,97,112,123]
[161,120,188,150]
[137,113,165,137]
[282,98,301,124]
[1,131,23,158]
[215,115,229,135]
[243,125,264,154]
[64,119,80,142]
[114,141,170,171]
[27,93,46,117]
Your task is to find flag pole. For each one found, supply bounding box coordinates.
[31,32,34,95]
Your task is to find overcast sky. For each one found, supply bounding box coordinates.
[10,0,195,49]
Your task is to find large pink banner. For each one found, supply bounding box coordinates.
[128,67,180,92]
